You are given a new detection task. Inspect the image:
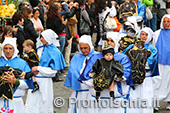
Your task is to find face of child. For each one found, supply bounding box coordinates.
[104,53,113,61]
[23,43,32,52]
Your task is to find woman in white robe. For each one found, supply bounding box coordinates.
[25,29,66,113]
[64,35,98,113]
[152,14,170,110]
[0,38,34,113]
[125,27,158,113]
[80,32,133,113]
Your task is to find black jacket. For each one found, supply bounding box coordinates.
[46,17,65,35]
[85,3,97,26]
[24,19,39,44]
[15,25,26,55]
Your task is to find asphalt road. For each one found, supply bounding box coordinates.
[53,73,170,113]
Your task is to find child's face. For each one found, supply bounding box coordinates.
[104,53,113,61]
[23,43,32,52]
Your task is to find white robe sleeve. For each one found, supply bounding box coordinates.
[152,29,161,46]
[82,78,94,87]
[37,66,57,77]
[17,80,29,90]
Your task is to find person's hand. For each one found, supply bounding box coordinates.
[62,16,67,25]
[31,66,39,75]
[74,2,79,9]
[94,25,96,29]
[2,72,16,84]
[36,27,44,32]
[13,26,18,32]
[62,2,66,5]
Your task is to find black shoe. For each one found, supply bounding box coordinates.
[110,91,115,100]
[32,82,39,93]
[52,74,63,82]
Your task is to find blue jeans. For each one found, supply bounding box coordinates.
[146,14,157,32]
[59,36,65,52]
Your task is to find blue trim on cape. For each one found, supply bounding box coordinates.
[155,29,170,65]
[64,49,97,91]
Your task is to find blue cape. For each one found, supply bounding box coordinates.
[38,44,66,70]
[122,43,159,76]
[155,29,170,65]
[78,52,133,95]
[64,49,97,91]
[0,57,34,89]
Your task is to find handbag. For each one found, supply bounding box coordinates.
[146,6,153,20]
[105,16,117,30]
[79,8,91,35]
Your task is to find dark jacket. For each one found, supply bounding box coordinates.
[24,19,39,44]
[66,6,78,18]
[85,3,97,26]
[46,17,65,35]
[15,25,26,55]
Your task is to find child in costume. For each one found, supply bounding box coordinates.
[0,66,35,100]
[125,39,151,85]
[92,45,124,101]
[22,39,39,93]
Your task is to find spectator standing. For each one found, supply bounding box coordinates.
[12,12,26,56]
[21,7,39,46]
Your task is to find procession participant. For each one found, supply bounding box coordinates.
[124,27,158,113]
[152,14,170,110]
[0,38,34,113]
[25,29,66,113]
[64,35,98,113]
[79,31,133,113]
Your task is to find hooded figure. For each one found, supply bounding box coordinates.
[64,35,98,113]
[152,14,170,109]
[0,38,34,113]
[127,16,140,34]
[25,29,66,113]
[79,31,133,113]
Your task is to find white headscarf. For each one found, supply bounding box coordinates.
[78,35,94,54]
[160,14,170,29]
[105,31,119,52]
[41,29,58,45]
[139,27,153,44]
[127,16,140,33]
[2,38,19,60]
